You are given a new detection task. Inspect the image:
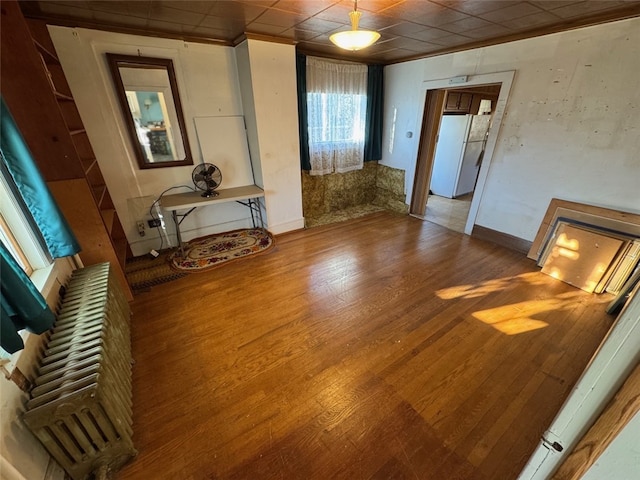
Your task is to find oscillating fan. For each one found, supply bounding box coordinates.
[192,163,222,197]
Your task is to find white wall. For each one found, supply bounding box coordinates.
[235,42,263,189]
[382,17,640,241]
[48,27,265,256]
[235,39,304,234]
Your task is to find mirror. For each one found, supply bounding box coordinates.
[106,54,193,169]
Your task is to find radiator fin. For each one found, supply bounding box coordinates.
[23,263,136,480]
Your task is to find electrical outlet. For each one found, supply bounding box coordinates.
[137,221,146,237]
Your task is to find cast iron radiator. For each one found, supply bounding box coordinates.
[23,263,136,480]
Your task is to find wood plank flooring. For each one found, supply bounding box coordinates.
[117,212,613,480]
[424,194,472,233]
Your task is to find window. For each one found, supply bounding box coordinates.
[0,167,53,357]
[306,57,368,175]
[1,97,80,355]
[0,165,51,274]
[0,213,33,275]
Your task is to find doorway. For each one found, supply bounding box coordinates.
[409,71,515,235]
[425,85,500,233]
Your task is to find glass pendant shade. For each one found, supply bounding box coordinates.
[330,9,380,51]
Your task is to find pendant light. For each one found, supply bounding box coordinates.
[329,0,381,51]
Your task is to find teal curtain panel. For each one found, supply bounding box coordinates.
[1,242,55,353]
[364,64,384,162]
[0,97,80,258]
[296,53,311,171]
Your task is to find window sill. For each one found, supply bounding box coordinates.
[0,263,56,368]
[1,257,76,372]
[30,262,57,294]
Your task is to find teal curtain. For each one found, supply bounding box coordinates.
[296,53,311,171]
[1,242,55,353]
[364,64,384,162]
[0,97,80,258]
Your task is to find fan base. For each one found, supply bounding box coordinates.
[201,190,220,198]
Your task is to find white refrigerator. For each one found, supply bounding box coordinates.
[430,114,491,198]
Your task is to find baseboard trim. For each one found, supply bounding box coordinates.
[268,218,305,235]
[472,225,533,255]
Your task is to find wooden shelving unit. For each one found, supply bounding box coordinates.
[0,3,133,300]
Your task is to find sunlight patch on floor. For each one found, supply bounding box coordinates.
[472,299,561,335]
[435,272,546,300]
[435,272,602,335]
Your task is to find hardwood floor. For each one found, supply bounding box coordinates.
[117,212,613,480]
[424,194,472,233]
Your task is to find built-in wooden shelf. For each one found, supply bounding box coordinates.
[91,184,107,206]
[101,208,116,234]
[3,4,135,300]
[81,158,97,174]
[54,91,74,102]
[114,237,129,267]
[33,39,59,64]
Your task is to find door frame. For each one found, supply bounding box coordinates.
[410,71,516,235]
[409,90,446,215]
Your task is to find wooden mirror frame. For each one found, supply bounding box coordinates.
[106,53,193,169]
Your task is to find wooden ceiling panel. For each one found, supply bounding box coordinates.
[356,13,401,30]
[438,15,494,34]
[357,0,407,13]
[208,2,268,22]
[36,1,95,19]
[191,25,231,38]
[93,11,149,28]
[246,22,290,36]
[502,10,562,30]
[435,0,511,16]
[374,1,448,22]
[148,4,207,26]
[147,18,197,34]
[412,8,470,26]
[479,2,544,22]
[280,27,323,41]
[294,16,345,33]
[161,1,213,14]
[550,1,627,18]
[199,15,245,32]
[528,0,582,10]
[18,0,640,64]
[428,33,474,47]
[314,1,360,24]
[378,20,432,36]
[251,8,304,28]
[270,0,338,16]
[463,23,514,40]
[403,26,458,42]
[86,1,130,15]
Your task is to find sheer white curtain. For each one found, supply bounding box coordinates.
[306,57,367,175]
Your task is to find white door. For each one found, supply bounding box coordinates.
[517,286,640,479]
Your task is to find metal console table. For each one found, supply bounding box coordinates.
[161,184,265,255]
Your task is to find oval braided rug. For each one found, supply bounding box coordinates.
[169,228,275,272]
